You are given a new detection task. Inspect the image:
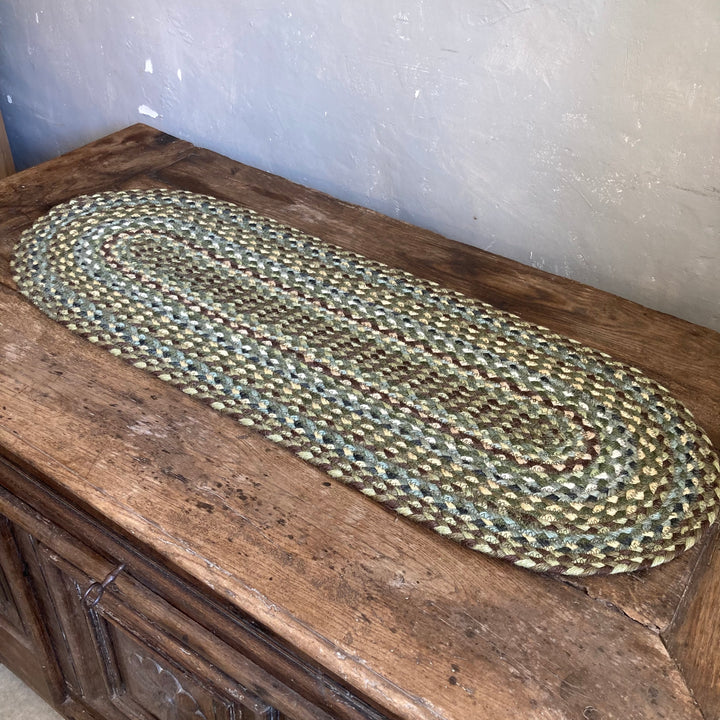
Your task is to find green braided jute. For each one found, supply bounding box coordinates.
[11,189,720,576]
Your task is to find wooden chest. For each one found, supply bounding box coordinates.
[0,125,718,720]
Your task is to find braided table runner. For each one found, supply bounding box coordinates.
[12,189,720,576]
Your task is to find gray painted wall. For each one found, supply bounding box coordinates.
[1,0,718,331]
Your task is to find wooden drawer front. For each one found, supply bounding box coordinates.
[26,534,284,720]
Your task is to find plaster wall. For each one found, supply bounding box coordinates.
[0,0,718,330]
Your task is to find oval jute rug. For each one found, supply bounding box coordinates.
[11,189,720,576]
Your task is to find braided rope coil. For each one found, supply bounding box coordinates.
[12,189,720,576]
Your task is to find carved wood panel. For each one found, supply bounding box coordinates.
[23,530,284,720]
[109,622,234,720]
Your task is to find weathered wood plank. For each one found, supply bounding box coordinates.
[564,532,710,633]
[0,208,37,290]
[0,123,191,209]
[664,524,720,720]
[0,285,704,720]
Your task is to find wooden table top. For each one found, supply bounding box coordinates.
[0,124,718,720]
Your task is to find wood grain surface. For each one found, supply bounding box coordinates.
[664,522,720,719]
[0,123,718,719]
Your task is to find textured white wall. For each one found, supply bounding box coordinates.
[1,0,718,330]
